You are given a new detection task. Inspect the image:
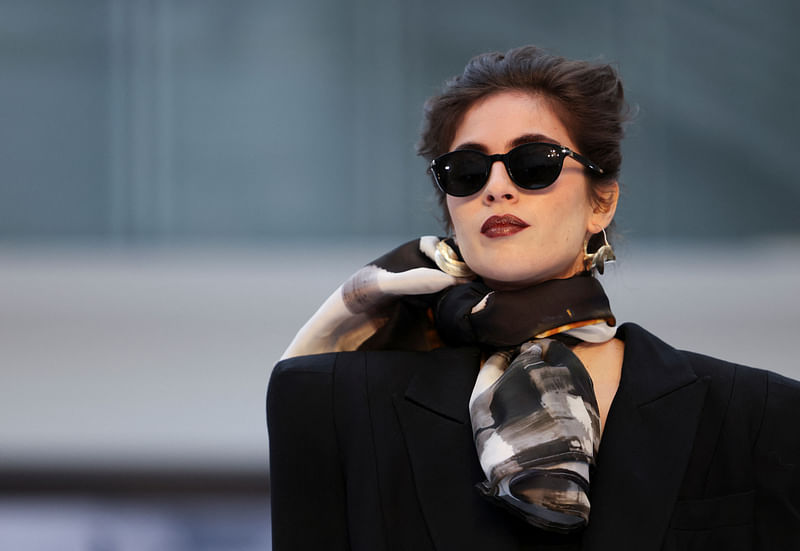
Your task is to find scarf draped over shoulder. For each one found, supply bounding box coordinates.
[280,237,617,533]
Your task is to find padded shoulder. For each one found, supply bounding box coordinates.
[753,368,800,547]
[267,352,351,550]
[692,351,771,448]
[270,351,338,378]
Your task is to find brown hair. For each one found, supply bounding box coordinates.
[417,45,630,243]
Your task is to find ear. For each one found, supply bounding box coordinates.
[587,181,619,234]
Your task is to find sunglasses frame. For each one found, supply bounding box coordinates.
[430,141,605,197]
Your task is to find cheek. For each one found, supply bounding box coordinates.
[445,197,456,228]
[446,197,472,235]
[550,185,594,232]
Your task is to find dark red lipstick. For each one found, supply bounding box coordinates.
[480,214,530,238]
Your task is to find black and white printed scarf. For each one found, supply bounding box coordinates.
[281,237,616,533]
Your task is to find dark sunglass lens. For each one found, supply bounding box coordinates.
[436,151,488,196]
[508,144,563,189]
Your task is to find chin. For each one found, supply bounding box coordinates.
[476,262,581,290]
[479,269,548,290]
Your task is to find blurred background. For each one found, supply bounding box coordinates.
[1,0,798,549]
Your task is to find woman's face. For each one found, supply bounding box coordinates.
[446,91,617,289]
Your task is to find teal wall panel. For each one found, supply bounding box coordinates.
[1,0,797,241]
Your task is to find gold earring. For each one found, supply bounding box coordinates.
[434,238,475,278]
[583,228,616,274]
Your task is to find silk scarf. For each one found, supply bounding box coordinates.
[280,237,616,532]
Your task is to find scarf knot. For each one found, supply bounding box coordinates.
[435,272,615,533]
[280,237,616,533]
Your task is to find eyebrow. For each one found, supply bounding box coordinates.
[452,133,560,153]
[509,133,559,149]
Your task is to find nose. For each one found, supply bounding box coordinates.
[482,160,517,204]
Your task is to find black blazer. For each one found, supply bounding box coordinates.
[267,323,800,550]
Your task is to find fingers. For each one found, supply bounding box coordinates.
[418,235,440,262]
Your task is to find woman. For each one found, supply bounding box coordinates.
[267,46,800,550]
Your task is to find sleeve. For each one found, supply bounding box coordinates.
[754,371,800,549]
[267,354,350,551]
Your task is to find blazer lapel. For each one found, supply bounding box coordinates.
[393,324,708,550]
[393,346,524,550]
[582,323,709,551]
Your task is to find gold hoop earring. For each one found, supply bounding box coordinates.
[434,238,475,278]
[583,228,616,274]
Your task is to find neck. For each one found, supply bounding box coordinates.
[481,260,586,291]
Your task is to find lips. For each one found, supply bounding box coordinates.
[480,214,530,238]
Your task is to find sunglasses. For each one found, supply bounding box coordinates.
[430,142,604,197]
